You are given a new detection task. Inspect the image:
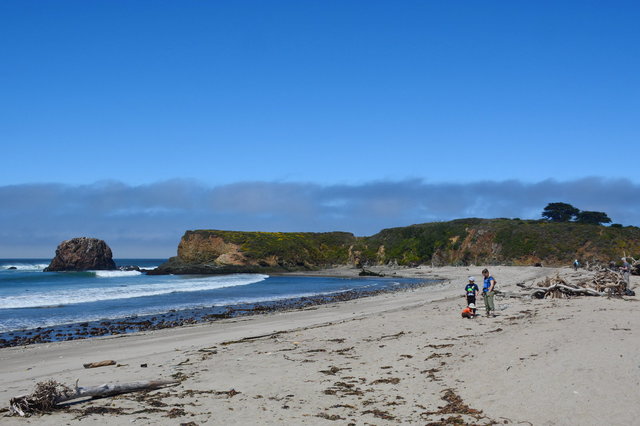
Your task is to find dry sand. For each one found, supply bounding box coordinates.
[1,266,638,425]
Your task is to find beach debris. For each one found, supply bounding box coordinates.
[9,380,71,416]
[9,379,179,416]
[323,381,364,396]
[333,346,355,355]
[370,377,401,385]
[424,343,454,349]
[221,332,282,346]
[165,407,187,418]
[83,360,116,369]
[316,412,346,421]
[362,408,395,420]
[319,366,347,375]
[379,331,406,340]
[420,368,441,381]
[420,388,484,421]
[590,269,628,293]
[79,406,128,417]
[531,271,628,299]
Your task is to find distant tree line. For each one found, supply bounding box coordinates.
[542,202,613,226]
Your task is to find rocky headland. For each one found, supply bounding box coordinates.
[151,219,640,275]
[44,237,117,272]
[149,230,357,275]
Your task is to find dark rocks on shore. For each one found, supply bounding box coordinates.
[147,256,312,275]
[359,269,385,277]
[44,237,117,272]
[119,265,141,272]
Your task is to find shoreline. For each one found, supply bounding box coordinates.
[1,265,637,425]
[0,273,437,348]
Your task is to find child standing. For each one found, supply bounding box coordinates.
[465,277,479,316]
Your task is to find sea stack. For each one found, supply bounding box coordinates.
[44,237,117,272]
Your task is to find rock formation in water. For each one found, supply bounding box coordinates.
[44,237,117,272]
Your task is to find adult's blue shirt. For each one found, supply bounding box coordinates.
[483,276,494,292]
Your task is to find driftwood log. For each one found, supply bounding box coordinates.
[83,360,116,369]
[9,379,179,416]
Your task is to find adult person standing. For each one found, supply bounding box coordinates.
[621,258,631,288]
[481,268,496,317]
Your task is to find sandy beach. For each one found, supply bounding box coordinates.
[1,265,638,425]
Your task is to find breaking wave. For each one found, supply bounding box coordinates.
[0,274,268,309]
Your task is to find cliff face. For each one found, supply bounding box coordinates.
[150,230,357,275]
[360,219,640,267]
[151,220,640,274]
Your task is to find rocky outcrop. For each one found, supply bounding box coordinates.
[149,230,356,275]
[44,238,117,272]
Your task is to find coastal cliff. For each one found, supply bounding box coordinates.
[149,230,358,275]
[151,219,640,274]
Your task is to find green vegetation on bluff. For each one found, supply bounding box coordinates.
[359,219,485,265]
[184,229,356,266]
[153,219,640,274]
[358,219,640,266]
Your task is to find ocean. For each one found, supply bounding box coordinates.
[0,259,434,345]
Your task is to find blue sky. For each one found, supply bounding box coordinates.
[1,1,639,257]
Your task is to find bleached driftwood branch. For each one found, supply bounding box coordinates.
[9,379,179,416]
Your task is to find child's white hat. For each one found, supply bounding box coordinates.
[468,276,475,281]
[469,303,476,309]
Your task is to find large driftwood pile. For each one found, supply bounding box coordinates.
[532,270,628,299]
[590,269,628,293]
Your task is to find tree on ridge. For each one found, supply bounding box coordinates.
[542,202,580,222]
[575,211,612,225]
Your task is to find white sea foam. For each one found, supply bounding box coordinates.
[0,286,358,332]
[94,270,142,278]
[0,274,269,309]
[1,263,49,271]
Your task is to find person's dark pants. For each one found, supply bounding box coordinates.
[466,295,476,315]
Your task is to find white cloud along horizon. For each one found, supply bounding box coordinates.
[1,177,639,258]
